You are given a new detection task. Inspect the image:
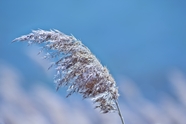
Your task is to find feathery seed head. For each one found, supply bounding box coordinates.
[13,29,119,113]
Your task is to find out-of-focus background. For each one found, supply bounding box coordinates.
[1,0,186,124]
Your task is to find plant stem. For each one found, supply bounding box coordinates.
[115,100,125,124]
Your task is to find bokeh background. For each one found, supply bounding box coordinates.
[1,0,186,124]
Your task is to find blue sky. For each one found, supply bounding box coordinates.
[1,0,186,99]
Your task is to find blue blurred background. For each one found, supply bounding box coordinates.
[1,0,186,124]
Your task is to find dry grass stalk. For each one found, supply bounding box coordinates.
[13,29,125,124]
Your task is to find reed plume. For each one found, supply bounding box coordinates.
[13,29,125,124]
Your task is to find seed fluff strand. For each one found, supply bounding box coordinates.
[13,29,125,123]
